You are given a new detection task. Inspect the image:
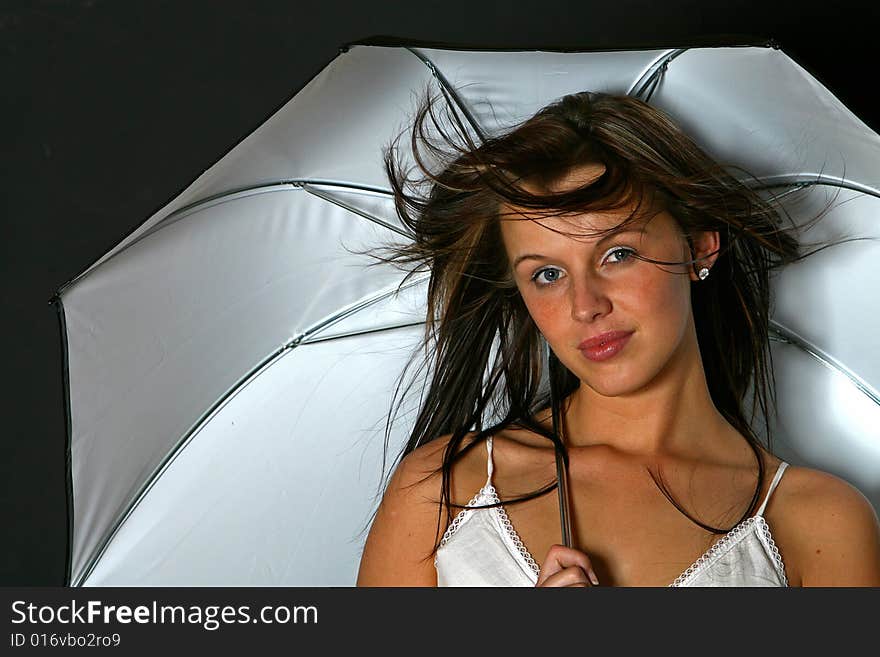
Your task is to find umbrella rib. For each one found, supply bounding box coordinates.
[299,319,426,345]
[406,47,488,143]
[126,179,397,247]
[300,183,412,238]
[769,321,880,408]
[53,180,399,299]
[71,275,429,585]
[627,48,688,99]
[628,43,780,100]
[55,181,297,298]
[752,175,880,200]
[157,179,394,226]
[294,273,430,345]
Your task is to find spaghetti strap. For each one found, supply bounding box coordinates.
[755,461,788,517]
[485,435,495,485]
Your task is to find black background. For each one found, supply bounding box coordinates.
[2,0,878,585]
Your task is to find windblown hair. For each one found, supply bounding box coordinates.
[367,86,842,557]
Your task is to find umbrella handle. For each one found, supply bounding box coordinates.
[555,446,574,548]
[547,337,574,549]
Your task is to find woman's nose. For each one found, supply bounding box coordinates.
[569,277,612,322]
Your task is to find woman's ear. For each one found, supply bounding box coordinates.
[688,230,721,282]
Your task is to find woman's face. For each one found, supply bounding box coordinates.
[499,166,709,398]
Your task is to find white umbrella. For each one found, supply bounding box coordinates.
[52,43,880,586]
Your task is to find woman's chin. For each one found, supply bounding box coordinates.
[573,369,646,398]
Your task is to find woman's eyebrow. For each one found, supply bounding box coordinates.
[511,227,647,269]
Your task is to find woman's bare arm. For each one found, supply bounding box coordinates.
[785,470,880,586]
[356,440,449,587]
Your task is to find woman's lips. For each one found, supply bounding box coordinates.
[578,331,634,362]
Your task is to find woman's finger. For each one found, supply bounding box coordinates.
[536,544,600,587]
[540,565,594,588]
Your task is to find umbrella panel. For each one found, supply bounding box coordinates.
[82,324,425,585]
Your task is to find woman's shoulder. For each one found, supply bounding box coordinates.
[768,462,880,586]
[357,431,489,586]
[389,431,494,505]
[773,462,876,522]
[394,426,553,502]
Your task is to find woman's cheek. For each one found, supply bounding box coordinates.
[522,293,562,335]
[651,269,689,313]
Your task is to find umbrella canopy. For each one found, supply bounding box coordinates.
[53,43,880,586]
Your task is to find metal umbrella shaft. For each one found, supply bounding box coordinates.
[548,339,575,549]
[555,444,574,549]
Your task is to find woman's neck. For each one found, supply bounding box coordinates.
[561,337,732,461]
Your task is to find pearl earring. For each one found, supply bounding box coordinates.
[698,267,710,280]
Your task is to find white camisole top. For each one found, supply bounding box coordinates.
[435,436,789,587]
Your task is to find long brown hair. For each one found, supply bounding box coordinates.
[367,86,845,557]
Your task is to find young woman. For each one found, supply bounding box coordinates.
[356,90,880,587]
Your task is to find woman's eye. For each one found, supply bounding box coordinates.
[531,267,563,286]
[604,247,636,265]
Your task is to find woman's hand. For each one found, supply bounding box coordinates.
[535,544,600,587]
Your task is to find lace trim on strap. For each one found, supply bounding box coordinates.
[483,485,541,575]
[755,516,789,586]
[437,487,488,548]
[439,437,498,550]
[668,516,788,587]
[435,484,541,577]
